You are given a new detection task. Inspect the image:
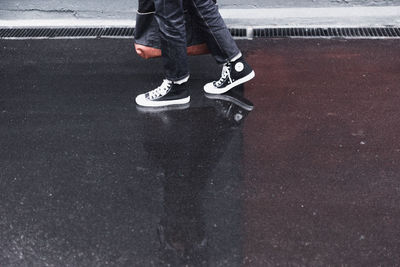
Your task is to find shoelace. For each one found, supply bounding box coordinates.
[147,79,172,100]
[215,63,233,87]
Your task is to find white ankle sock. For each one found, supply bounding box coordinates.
[230,52,242,62]
[173,75,190,85]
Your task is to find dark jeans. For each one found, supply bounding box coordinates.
[153,0,241,81]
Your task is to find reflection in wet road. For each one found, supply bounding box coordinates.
[0,38,399,266]
[139,89,252,266]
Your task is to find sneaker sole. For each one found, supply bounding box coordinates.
[204,71,255,95]
[135,95,190,107]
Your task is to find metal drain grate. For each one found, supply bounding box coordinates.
[229,28,248,38]
[1,26,400,39]
[0,27,135,39]
[0,27,249,39]
[253,27,400,38]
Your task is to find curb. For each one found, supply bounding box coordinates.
[0,6,399,28]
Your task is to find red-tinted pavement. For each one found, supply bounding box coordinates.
[242,39,400,265]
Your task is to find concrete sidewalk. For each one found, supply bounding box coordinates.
[1,6,400,28]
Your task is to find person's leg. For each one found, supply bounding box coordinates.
[188,0,255,94]
[155,0,189,82]
[188,0,240,64]
[135,0,191,107]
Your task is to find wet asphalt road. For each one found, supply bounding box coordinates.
[0,38,400,266]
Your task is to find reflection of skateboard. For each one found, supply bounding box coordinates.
[204,89,254,111]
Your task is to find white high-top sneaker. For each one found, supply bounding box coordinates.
[204,55,255,95]
[136,77,190,107]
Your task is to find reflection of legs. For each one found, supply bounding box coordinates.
[144,108,241,265]
[159,169,207,266]
[188,0,241,64]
